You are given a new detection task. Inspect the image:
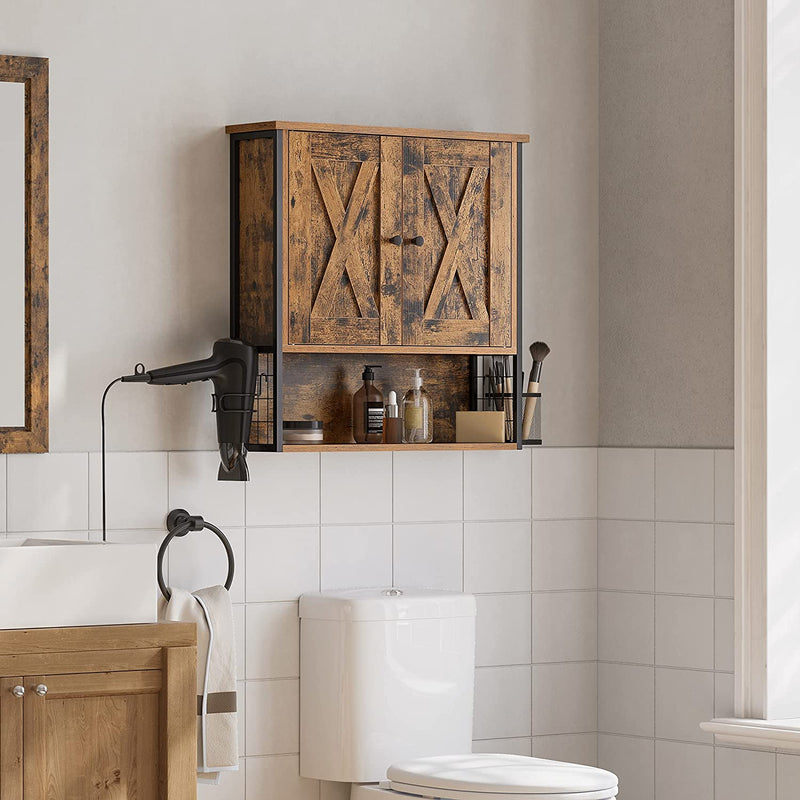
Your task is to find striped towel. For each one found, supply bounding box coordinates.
[160,586,239,784]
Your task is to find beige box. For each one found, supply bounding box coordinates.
[455,411,506,443]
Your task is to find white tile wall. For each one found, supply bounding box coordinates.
[0,447,598,800]
[5,445,762,799]
[596,447,772,800]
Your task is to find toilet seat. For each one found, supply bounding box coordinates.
[385,754,618,800]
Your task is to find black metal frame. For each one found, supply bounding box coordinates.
[230,130,283,451]
[515,142,524,449]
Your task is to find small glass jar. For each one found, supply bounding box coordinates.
[283,420,323,445]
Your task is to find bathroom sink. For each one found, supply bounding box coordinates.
[0,539,158,630]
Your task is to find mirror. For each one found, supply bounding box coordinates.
[0,55,48,453]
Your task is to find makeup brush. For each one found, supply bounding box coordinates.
[522,341,550,441]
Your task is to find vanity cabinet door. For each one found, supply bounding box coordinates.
[0,678,23,800]
[402,138,513,348]
[23,671,162,800]
[287,131,403,347]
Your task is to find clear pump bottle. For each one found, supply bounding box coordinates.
[402,369,433,443]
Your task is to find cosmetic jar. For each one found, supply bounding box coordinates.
[283,420,323,444]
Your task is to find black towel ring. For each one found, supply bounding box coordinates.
[158,508,235,601]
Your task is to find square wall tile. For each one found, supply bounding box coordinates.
[655,449,714,523]
[532,448,597,519]
[655,522,715,596]
[778,754,800,800]
[393,451,462,522]
[0,456,5,531]
[715,747,775,800]
[19,529,90,541]
[393,522,462,591]
[168,526,245,602]
[320,452,391,524]
[714,672,734,718]
[464,449,531,521]
[473,665,532,739]
[655,668,714,744]
[532,519,597,591]
[246,452,319,527]
[715,524,734,597]
[715,450,734,524]
[232,604,245,682]
[598,448,654,520]
[597,734,654,800]
[473,738,532,756]
[321,525,392,590]
[476,593,532,667]
[532,733,597,767]
[598,591,654,665]
[655,740,713,800]
[531,662,597,735]
[464,521,531,594]
[168,451,244,527]
[8,453,88,532]
[245,679,299,756]
[715,598,734,672]
[655,595,714,670]
[198,758,245,800]
[598,663,654,737]
[89,451,168,530]
[245,755,318,800]
[598,520,655,592]
[246,602,299,680]
[532,592,597,663]
[245,527,319,602]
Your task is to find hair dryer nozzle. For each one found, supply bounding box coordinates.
[218,443,250,481]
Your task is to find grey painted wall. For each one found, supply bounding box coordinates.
[3,0,600,451]
[598,0,734,448]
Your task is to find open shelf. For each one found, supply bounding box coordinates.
[282,442,519,453]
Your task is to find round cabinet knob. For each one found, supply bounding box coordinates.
[12,685,24,698]
[387,235,402,246]
[408,235,424,246]
[34,684,48,697]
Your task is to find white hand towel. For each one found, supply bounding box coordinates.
[160,586,239,784]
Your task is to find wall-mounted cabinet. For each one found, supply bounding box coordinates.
[227,120,528,452]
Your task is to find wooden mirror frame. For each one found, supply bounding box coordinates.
[0,55,48,453]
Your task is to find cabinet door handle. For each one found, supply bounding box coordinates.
[387,235,402,246]
[34,684,48,697]
[12,685,24,698]
[408,235,425,246]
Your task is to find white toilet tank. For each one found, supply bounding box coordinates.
[299,588,477,783]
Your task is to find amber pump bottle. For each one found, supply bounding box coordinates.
[352,364,384,443]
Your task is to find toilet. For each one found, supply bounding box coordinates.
[299,588,618,800]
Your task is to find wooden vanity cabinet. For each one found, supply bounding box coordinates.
[228,121,527,354]
[0,623,197,800]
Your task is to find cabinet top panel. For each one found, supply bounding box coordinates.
[225,119,530,143]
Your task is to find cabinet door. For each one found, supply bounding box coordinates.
[23,671,162,800]
[287,131,403,346]
[402,138,514,348]
[0,678,23,800]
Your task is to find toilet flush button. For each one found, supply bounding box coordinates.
[383,588,403,596]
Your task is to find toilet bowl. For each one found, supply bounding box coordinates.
[299,589,618,800]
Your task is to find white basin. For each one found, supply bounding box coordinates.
[0,538,158,629]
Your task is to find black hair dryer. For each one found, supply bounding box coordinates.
[122,338,257,481]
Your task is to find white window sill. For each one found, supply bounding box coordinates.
[701,718,800,751]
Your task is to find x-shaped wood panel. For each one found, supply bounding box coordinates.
[424,165,490,322]
[310,160,379,319]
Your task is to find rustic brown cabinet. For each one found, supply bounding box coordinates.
[0,623,197,800]
[227,121,528,451]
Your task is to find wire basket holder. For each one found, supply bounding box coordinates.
[470,355,542,446]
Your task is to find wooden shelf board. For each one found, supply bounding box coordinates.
[226,119,529,143]
[281,442,518,452]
